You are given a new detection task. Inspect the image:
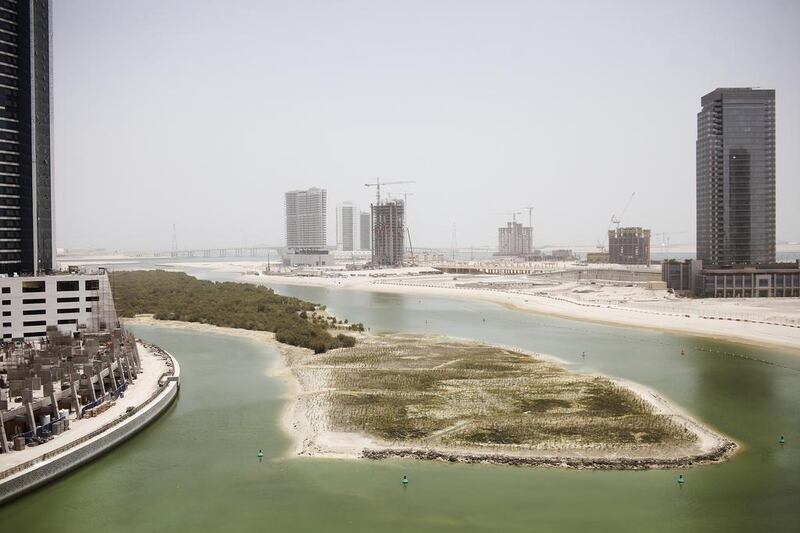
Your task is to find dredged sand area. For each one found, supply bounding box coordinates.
[123,316,736,469]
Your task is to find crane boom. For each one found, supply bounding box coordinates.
[520,204,534,228]
[492,211,522,223]
[610,192,636,230]
[364,178,415,205]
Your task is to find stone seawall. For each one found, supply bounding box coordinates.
[0,351,181,506]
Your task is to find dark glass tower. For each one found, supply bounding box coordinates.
[0,1,53,275]
[696,88,775,266]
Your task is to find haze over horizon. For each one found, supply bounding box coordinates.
[53,0,800,252]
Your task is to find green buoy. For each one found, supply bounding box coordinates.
[677,474,685,485]
[257,450,264,463]
[402,475,409,486]
[779,435,785,445]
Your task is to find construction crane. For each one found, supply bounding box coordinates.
[493,211,522,223]
[595,239,607,253]
[406,227,415,265]
[609,192,636,231]
[520,204,534,229]
[364,178,415,205]
[653,231,688,255]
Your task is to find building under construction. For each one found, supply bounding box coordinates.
[0,326,141,453]
[608,227,651,265]
[497,221,533,257]
[371,200,405,267]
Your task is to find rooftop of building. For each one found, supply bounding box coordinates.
[662,259,800,273]
[701,87,775,105]
[702,261,800,274]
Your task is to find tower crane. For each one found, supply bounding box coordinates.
[520,204,534,229]
[609,192,636,231]
[653,231,688,255]
[364,178,415,205]
[493,211,522,223]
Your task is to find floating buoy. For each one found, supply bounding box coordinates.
[402,475,409,486]
[779,435,785,445]
[257,450,264,462]
[677,474,685,485]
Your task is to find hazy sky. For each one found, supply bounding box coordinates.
[53,0,800,251]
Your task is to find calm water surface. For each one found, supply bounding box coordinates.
[1,263,798,532]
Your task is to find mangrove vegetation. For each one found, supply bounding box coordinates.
[111,270,358,352]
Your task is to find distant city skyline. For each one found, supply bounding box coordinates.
[51,1,800,251]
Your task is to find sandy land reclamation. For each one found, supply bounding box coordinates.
[123,316,736,469]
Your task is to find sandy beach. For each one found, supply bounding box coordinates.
[122,317,736,469]
[224,269,800,351]
[152,260,800,350]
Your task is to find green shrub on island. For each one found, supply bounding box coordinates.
[110,270,356,353]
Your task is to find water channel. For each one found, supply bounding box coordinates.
[1,264,798,531]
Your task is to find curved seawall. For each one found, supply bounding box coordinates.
[0,349,181,505]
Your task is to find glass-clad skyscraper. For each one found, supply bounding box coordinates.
[696,88,775,265]
[0,1,53,275]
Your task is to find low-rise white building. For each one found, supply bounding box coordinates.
[0,271,118,342]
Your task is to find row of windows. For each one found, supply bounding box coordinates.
[1,318,83,330]
[0,305,92,314]
[14,279,100,293]
[1,295,99,304]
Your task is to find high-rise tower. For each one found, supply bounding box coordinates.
[335,202,360,252]
[359,211,371,251]
[0,1,53,275]
[285,188,327,251]
[696,88,775,265]
[371,200,404,267]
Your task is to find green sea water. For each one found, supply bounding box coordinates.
[1,282,798,532]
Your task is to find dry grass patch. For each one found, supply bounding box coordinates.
[298,334,698,455]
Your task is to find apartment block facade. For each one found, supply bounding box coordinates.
[285,188,327,251]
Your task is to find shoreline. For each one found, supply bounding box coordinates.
[235,272,800,352]
[122,317,737,470]
[0,343,180,504]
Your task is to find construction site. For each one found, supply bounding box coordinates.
[366,179,414,268]
[0,327,142,454]
[496,209,534,258]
